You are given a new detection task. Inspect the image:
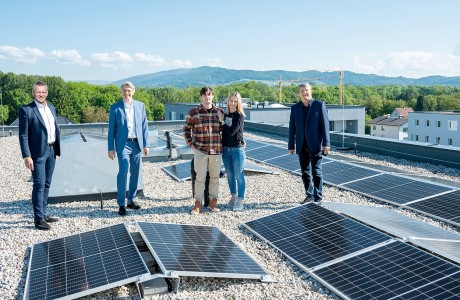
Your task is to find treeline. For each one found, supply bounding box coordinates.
[1,71,460,125]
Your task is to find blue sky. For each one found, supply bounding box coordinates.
[1,0,459,82]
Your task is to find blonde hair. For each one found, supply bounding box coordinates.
[227,92,246,117]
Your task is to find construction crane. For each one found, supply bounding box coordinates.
[277,78,302,103]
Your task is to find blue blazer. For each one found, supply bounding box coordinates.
[108,100,150,153]
[288,99,330,154]
[18,101,61,161]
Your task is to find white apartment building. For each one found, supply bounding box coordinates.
[368,108,412,140]
[408,111,460,147]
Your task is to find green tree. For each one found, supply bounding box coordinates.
[82,106,109,123]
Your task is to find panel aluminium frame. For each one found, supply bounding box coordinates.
[23,223,151,300]
[135,222,274,282]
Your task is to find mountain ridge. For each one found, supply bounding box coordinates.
[114,66,460,87]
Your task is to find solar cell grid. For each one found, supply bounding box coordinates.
[136,222,270,279]
[25,223,149,300]
[368,180,452,205]
[407,190,460,226]
[324,166,380,185]
[342,173,412,195]
[245,145,287,162]
[243,204,390,269]
[313,241,460,300]
[264,154,300,173]
[244,140,269,151]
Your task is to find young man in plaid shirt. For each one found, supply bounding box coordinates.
[183,86,224,215]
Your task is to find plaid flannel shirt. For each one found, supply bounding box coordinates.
[183,104,223,155]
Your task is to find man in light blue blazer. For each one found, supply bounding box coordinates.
[108,81,150,216]
[288,83,330,203]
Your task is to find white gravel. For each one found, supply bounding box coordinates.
[1,133,459,300]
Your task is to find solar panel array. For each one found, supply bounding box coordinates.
[24,223,150,300]
[323,202,460,264]
[136,222,272,281]
[162,160,273,182]
[243,139,460,227]
[242,203,460,300]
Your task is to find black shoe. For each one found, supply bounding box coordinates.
[35,220,51,230]
[45,216,59,223]
[127,202,141,209]
[302,197,315,204]
[118,206,127,216]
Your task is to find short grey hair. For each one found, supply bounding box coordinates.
[298,83,312,90]
[120,81,135,91]
[32,81,48,92]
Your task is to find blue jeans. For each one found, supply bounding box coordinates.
[116,140,141,206]
[222,147,246,199]
[31,145,56,223]
[299,144,323,200]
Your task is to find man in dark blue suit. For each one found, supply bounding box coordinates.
[288,83,330,203]
[19,81,61,230]
[108,81,150,216]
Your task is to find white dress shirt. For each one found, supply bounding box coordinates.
[34,100,56,144]
[124,101,136,139]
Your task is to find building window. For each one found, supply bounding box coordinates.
[448,120,458,131]
[416,119,419,126]
[426,120,430,127]
[436,137,440,144]
[170,112,176,120]
[437,120,441,128]
[381,126,385,131]
[403,127,408,132]
[425,136,429,142]
[329,121,335,131]
[179,114,184,120]
[372,125,376,130]
[448,138,453,146]
[415,135,419,141]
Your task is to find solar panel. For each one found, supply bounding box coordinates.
[24,223,150,300]
[136,222,272,281]
[162,161,192,181]
[244,139,269,151]
[312,241,460,300]
[323,202,460,264]
[324,165,380,185]
[406,190,460,227]
[242,203,390,269]
[162,160,274,182]
[264,154,300,173]
[390,271,460,299]
[341,174,451,205]
[244,161,274,174]
[246,145,287,162]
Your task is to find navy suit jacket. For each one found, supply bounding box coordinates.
[18,101,61,161]
[288,99,330,154]
[108,100,150,153]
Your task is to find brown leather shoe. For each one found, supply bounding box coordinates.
[191,200,202,215]
[209,198,220,212]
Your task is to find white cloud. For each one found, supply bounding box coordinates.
[206,57,222,67]
[350,51,460,78]
[91,51,133,68]
[50,49,90,66]
[134,52,165,66]
[172,59,193,68]
[0,45,46,63]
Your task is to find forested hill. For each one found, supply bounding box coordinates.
[116,66,460,88]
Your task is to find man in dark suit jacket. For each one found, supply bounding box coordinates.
[19,81,61,230]
[288,83,330,203]
[108,81,150,216]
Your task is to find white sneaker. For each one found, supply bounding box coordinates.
[228,194,237,209]
[233,199,243,211]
